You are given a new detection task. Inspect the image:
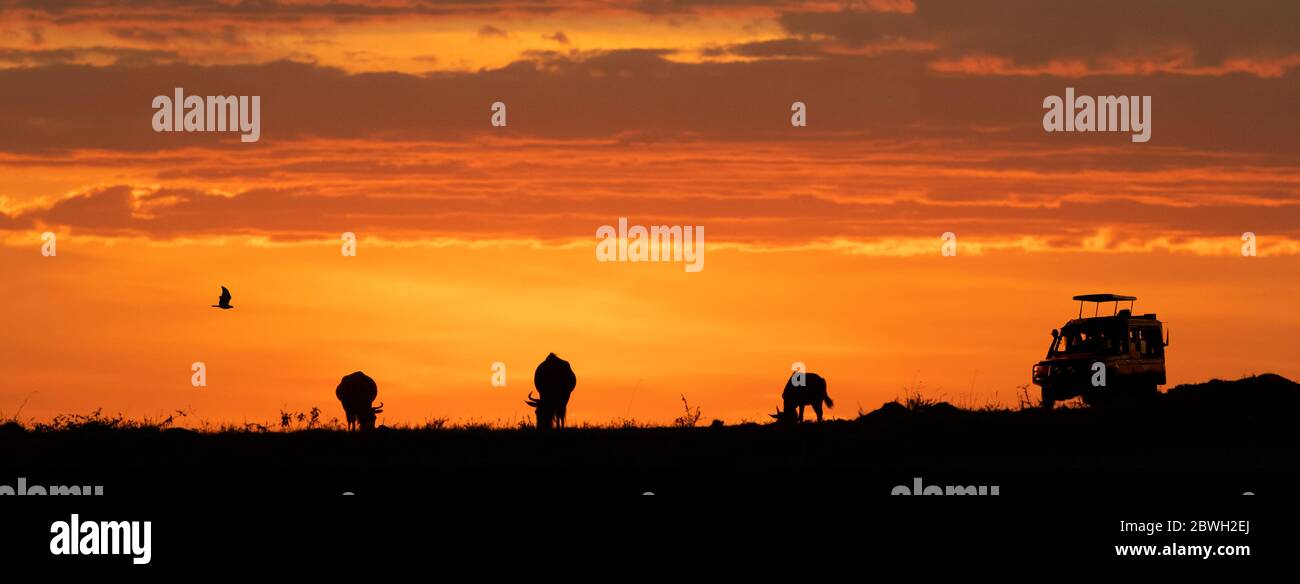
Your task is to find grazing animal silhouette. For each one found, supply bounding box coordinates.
[526,353,577,429]
[770,372,833,423]
[335,371,383,431]
[211,286,234,309]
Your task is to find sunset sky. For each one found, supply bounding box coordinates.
[1,0,1298,426]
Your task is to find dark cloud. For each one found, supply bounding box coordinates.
[8,1,1298,78]
[0,46,180,67]
[107,25,248,47]
[704,38,825,58]
[1,0,549,24]
[779,0,1300,72]
[0,49,1297,155]
[631,0,911,16]
[7,181,1298,244]
[2,0,808,22]
[478,25,509,39]
[0,0,1295,248]
[542,31,570,45]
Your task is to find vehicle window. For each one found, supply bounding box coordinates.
[1129,328,1145,355]
[1139,328,1163,357]
[1053,324,1125,356]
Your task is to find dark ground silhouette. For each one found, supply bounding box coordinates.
[2,374,1298,498]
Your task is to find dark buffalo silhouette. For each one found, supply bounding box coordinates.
[526,353,576,429]
[770,372,833,423]
[336,371,383,431]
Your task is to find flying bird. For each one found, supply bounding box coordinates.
[211,286,234,310]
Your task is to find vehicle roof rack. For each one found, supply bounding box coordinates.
[1072,294,1137,318]
[1072,294,1137,302]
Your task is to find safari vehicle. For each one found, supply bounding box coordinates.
[1032,294,1168,408]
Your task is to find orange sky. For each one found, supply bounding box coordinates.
[1,0,1298,426]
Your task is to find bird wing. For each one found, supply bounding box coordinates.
[219,286,231,302]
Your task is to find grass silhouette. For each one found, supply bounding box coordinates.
[2,373,1296,435]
